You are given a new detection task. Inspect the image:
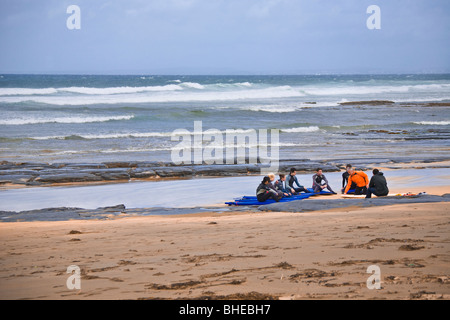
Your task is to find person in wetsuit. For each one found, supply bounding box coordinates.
[286,168,311,193]
[342,164,357,194]
[366,169,389,198]
[312,168,337,194]
[256,176,283,202]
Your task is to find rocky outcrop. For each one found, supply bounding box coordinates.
[0,159,342,187]
[1,156,448,187]
[339,100,395,106]
[258,194,450,213]
[0,204,127,222]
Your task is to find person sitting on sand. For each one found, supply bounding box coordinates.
[286,168,311,193]
[268,173,285,198]
[256,176,283,202]
[275,174,294,197]
[366,169,389,198]
[312,168,337,194]
[342,164,357,194]
[344,168,369,195]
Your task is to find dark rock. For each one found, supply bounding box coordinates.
[0,207,86,222]
[104,162,138,169]
[1,157,448,187]
[135,161,166,168]
[0,205,129,222]
[129,168,156,179]
[425,102,450,107]
[0,175,34,185]
[11,162,54,170]
[259,195,450,213]
[0,169,40,176]
[97,204,126,212]
[192,164,253,176]
[97,172,130,181]
[90,169,131,181]
[0,177,13,184]
[339,100,395,106]
[34,173,103,184]
[155,167,194,177]
[278,161,340,173]
[62,163,108,169]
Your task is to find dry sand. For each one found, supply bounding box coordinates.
[0,186,449,300]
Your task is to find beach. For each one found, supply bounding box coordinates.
[1,0,450,305]
[0,165,449,300]
[1,74,449,300]
[0,189,449,300]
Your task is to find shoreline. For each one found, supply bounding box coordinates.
[2,156,449,299]
[1,157,449,190]
[1,185,449,223]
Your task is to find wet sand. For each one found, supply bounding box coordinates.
[0,186,449,300]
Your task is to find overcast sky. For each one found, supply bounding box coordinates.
[0,0,449,74]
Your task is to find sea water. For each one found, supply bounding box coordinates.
[1,74,449,163]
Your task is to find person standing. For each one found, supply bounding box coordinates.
[366,169,389,198]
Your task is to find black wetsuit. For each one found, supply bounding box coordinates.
[342,171,357,192]
[366,172,389,198]
[256,183,282,202]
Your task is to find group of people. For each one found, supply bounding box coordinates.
[256,167,336,203]
[341,164,389,198]
[256,165,389,202]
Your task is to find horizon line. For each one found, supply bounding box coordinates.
[2,72,450,77]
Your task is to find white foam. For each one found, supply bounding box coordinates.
[237,105,300,113]
[31,128,259,140]
[393,97,450,103]
[0,115,134,125]
[413,121,450,126]
[281,126,321,133]
[30,126,321,140]
[0,86,305,105]
[0,82,256,97]
[59,85,183,95]
[302,83,450,96]
[0,88,58,96]
[218,101,339,113]
[43,142,319,155]
[180,82,205,89]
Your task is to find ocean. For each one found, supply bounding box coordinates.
[1,74,449,164]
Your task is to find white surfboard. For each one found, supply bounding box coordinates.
[341,192,425,199]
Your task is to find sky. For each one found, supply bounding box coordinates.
[0,0,449,75]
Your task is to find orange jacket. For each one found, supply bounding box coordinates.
[345,171,369,194]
